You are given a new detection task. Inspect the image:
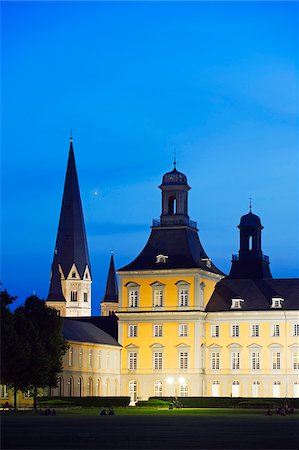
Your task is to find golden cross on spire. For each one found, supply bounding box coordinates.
[70,127,74,142]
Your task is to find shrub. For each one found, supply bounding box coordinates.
[38,396,130,407]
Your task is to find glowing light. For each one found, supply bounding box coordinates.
[178,377,186,385]
[166,377,174,385]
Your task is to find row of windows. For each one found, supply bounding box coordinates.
[128,323,188,338]
[210,323,299,338]
[127,281,194,308]
[211,380,299,398]
[210,351,299,371]
[53,377,118,397]
[68,347,118,369]
[70,291,88,302]
[128,380,188,402]
[128,351,188,370]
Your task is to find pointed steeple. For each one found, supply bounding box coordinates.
[102,255,118,303]
[47,251,65,302]
[54,138,91,279]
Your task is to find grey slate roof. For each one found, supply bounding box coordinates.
[52,140,91,279]
[118,226,224,275]
[102,255,118,303]
[62,318,121,346]
[206,278,299,312]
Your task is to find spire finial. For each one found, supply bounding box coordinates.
[173,150,176,169]
[249,195,252,212]
[70,127,73,143]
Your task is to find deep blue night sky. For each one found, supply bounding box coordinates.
[2,1,298,315]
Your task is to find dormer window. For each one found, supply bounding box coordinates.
[271,298,284,309]
[156,254,168,264]
[201,258,211,268]
[231,298,244,309]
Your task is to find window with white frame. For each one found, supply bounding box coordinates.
[128,325,138,337]
[153,324,163,337]
[211,381,220,397]
[231,298,243,309]
[70,291,78,302]
[176,281,190,307]
[211,325,220,338]
[129,290,138,308]
[153,289,163,307]
[271,298,284,308]
[106,351,110,369]
[129,352,137,370]
[88,349,93,368]
[231,352,240,370]
[154,380,162,397]
[179,324,188,337]
[211,352,220,370]
[83,292,88,302]
[153,352,163,370]
[78,348,83,368]
[292,352,299,370]
[98,350,102,369]
[180,384,188,397]
[272,324,280,337]
[129,380,137,403]
[252,381,260,398]
[1,384,8,399]
[179,351,188,369]
[231,324,240,337]
[272,352,281,370]
[68,347,73,366]
[251,324,260,337]
[293,324,299,336]
[273,381,281,397]
[251,352,260,370]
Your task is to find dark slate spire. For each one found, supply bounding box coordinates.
[52,138,91,279]
[47,252,65,302]
[102,255,118,303]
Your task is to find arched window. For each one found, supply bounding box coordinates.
[58,376,63,396]
[154,380,162,397]
[211,381,220,397]
[97,378,102,397]
[68,377,73,397]
[249,235,252,250]
[129,381,137,404]
[231,381,240,397]
[168,195,176,215]
[88,377,93,396]
[78,377,83,397]
[293,381,299,398]
[106,378,110,396]
[68,347,73,366]
[252,381,260,398]
[180,383,188,397]
[273,381,281,398]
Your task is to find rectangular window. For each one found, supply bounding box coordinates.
[231,325,239,337]
[1,384,8,399]
[211,325,220,338]
[78,349,83,368]
[70,291,77,302]
[251,324,259,337]
[88,349,93,368]
[153,352,163,370]
[179,289,188,307]
[211,352,220,370]
[251,352,260,370]
[129,352,137,370]
[272,352,281,370]
[98,350,102,369]
[231,352,240,370]
[179,352,188,369]
[272,324,280,337]
[154,290,163,307]
[68,347,73,366]
[83,292,88,302]
[106,351,110,369]
[293,324,299,336]
[128,325,138,337]
[129,290,138,308]
[179,324,188,337]
[293,352,299,370]
[153,324,163,337]
[23,389,31,399]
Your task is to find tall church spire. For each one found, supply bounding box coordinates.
[47,138,92,317]
[101,254,119,316]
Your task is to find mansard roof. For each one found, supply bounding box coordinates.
[53,139,91,278]
[62,318,120,346]
[118,226,224,275]
[205,278,299,312]
[102,255,118,303]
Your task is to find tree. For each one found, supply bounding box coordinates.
[16,296,68,408]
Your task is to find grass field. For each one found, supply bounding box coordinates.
[1,407,298,449]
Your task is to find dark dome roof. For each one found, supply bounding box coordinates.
[161,167,188,186]
[239,210,263,228]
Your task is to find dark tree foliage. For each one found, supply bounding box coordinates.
[1,291,68,409]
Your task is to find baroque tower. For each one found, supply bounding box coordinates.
[46,138,92,317]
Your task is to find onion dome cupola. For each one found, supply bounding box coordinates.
[228,208,272,279]
[159,163,191,227]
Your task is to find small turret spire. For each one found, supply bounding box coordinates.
[173,150,176,169]
[102,254,118,303]
[249,195,252,212]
